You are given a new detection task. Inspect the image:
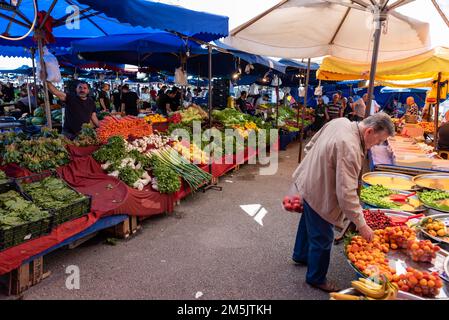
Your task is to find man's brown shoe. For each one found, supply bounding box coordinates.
[309,281,341,293]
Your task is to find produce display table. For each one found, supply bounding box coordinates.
[369,143,449,175]
[0,139,276,279]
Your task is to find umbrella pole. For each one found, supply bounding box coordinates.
[298,58,311,163]
[366,14,385,118]
[434,72,442,148]
[275,86,279,127]
[203,44,221,192]
[37,36,52,129]
[30,47,37,97]
[26,82,32,114]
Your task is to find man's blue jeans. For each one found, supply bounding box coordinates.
[292,200,334,285]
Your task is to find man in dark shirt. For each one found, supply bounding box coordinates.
[98,83,111,111]
[171,86,181,112]
[157,90,177,116]
[120,84,140,116]
[157,85,167,98]
[235,91,248,113]
[46,80,99,140]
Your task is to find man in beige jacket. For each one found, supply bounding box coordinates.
[291,113,394,292]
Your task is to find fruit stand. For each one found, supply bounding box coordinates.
[336,149,449,300]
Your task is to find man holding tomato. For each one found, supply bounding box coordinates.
[289,112,394,292]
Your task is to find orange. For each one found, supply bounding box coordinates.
[437,229,446,237]
[408,276,418,285]
[414,271,423,280]
[427,280,435,288]
[419,279,428,287]
[391,243,398,250]
[410,243,419,250]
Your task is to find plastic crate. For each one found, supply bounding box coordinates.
[15,171,92,227]
[0,181,53,251]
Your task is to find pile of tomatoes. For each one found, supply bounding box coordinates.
[282,195,303,213]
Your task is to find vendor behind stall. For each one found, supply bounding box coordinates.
[15,90,37,115]
[121,84,140,116]
[156,89,177,116]
[46,80,99,140]
[403,96,419,117]
[437,122,449,152]
[98,83,111,112]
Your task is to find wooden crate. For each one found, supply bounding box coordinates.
[5,257,51,296]
[105,216,141,239]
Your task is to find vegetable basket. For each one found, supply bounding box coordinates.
[15,171,92,226]
[0,181,53,251]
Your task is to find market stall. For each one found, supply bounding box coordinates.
[0,103,278,280]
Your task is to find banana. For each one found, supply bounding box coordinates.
[364,283,398,300]
[329,292,364,300]
[351,280,386,299]
[358,278,383,289]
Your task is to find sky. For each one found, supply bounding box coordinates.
[1,0,448,69]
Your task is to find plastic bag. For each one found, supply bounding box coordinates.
[249,83,259,95]
[245,64,254,74]
[298,86,306,97]
[174,67,188,86]
[271,75,282,87]
[314,80,323,96]
[282,182,303,213]
[37,46,61,83]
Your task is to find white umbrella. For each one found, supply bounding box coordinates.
[224,0,430,62]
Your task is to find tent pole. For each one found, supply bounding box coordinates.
[26,82,32,114]
[298,58,311,163]
[432,0,449,28]
[366,13,385,118]
[434,72,442,148]
[208,45,212,129]
[296,71,301,129]
[37,36,52,129]
[203,44,222,192]
[30,47,37,97]
[275,86,279,127]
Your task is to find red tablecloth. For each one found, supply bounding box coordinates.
[0,146,172,275]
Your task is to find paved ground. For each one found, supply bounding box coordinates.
[1,141,355,300]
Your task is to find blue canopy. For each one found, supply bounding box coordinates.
[0,0,228,47]
[278,59,320,71]
[77,0,229,41]
[74,38,287,78]
[215,41,286,74]
[71,32,206,55]
[0,46,32,58]
[0,65,33,75]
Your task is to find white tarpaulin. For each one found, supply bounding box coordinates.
[224,0,431,62]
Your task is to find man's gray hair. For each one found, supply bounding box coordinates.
[361,112,395,136]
